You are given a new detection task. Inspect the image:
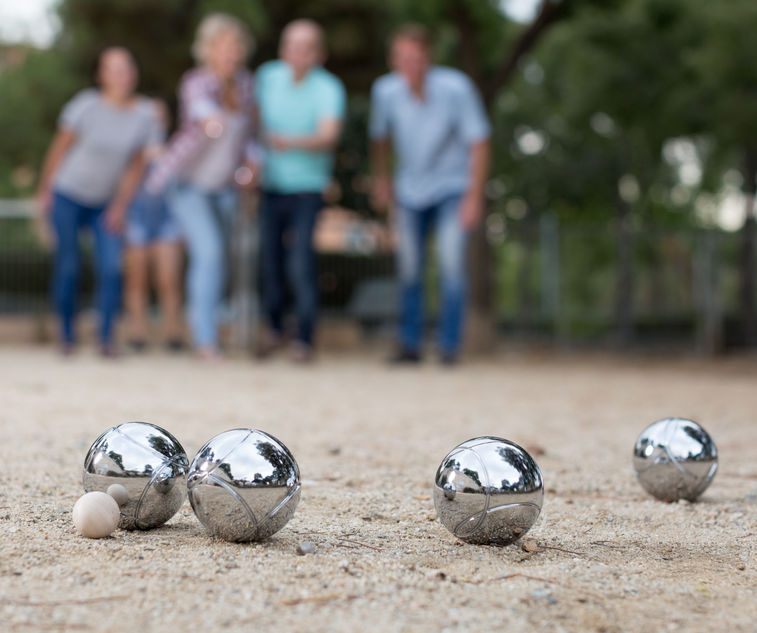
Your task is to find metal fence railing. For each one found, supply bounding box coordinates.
[0,199,51,314]
[491,216,736,352]
[0,198,747,351]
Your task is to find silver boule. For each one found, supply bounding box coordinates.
[187,429,301,542]
[83,422,189,530]
[633,417,718,502]
[433,436,544,546]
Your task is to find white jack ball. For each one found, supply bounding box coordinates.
[73,491,121,538]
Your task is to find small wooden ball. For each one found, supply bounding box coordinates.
[72,492,120,538]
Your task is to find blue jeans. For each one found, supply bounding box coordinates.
[126,185,180,247]
[396,194,467,355]
[168,183,237,349]
[51,191,123,345]
[259,191,322,346]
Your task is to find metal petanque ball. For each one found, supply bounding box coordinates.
[433,436,544,546]
[187,429,301,542]
[83,422,189,530]
[633,417,718,502]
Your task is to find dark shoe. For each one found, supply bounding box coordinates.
[388,347,421,365]
[197,346,223,363]
[290,341,314,364]
[439,352,459,367]
[128,339,148,353]
[100,344,119,359]
[256,332,284,359]
[60,342,75,357]
[165,339,185,353]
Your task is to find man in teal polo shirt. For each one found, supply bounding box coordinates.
[256,19,346,362]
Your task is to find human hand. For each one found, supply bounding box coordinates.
[267,134,291,152]
[371,175,394,213]
[460,190,485,230]
[36,187,52,216]
[34,189,55,248]
[202,116,224,139]
[234,162,261,190]
[104,203,126,235]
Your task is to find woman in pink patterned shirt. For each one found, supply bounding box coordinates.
[149,13,261,360]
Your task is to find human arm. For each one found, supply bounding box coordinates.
[268,118,343,153]
[235,103,263,190]
[104,149,148,234]
[37,90,96,212]
[36,129,76,215]
[457,75,492,230]
[460,138,491,230]
[370,137,394,213]
[267,74,345,153]
[144,71,215,194]
[368,78,393,213]
[144,98,169,162]
[183,71,225,138]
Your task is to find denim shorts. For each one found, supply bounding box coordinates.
[126,188,180,246]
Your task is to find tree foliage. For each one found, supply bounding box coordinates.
[0,0,755,228]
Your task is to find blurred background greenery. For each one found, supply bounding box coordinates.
[1,0,756,350]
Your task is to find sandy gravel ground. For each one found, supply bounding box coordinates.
[0,345,755,633]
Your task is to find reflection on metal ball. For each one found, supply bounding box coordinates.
[433,437,544,546]
[633,417,718,502]
[187,429,301,542]
[83,422,189,530]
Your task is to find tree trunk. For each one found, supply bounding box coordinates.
[466,224,497,353]
[483,0,568,106]
[694,229,722,355]
[615,197,634,346]
[230,192,259,353]
[539,212,561,338]
[740,149,757,347]
[456,0,568,353]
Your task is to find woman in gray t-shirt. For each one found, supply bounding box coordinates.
[36,46,155,356]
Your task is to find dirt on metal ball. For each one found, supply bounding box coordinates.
[633,417,718,502]
[187,429,301,542]
[433,436,544,546]
[83,422,189,530]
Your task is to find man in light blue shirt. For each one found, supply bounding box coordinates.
[370,24,491,365]
[256,19,346,361]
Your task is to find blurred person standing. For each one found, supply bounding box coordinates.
[255,19,346,362]
[123,99,184,353]
[36,46,154,357]
[147,13,260,361]
[370,24,491,365]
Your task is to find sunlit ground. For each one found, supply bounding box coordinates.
[1,345,755,632]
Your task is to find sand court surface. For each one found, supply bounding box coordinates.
[0,346,755,632]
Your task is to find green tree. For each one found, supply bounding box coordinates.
[681,0,757,344]
[5,0,757,347]
[0,48,79,196]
